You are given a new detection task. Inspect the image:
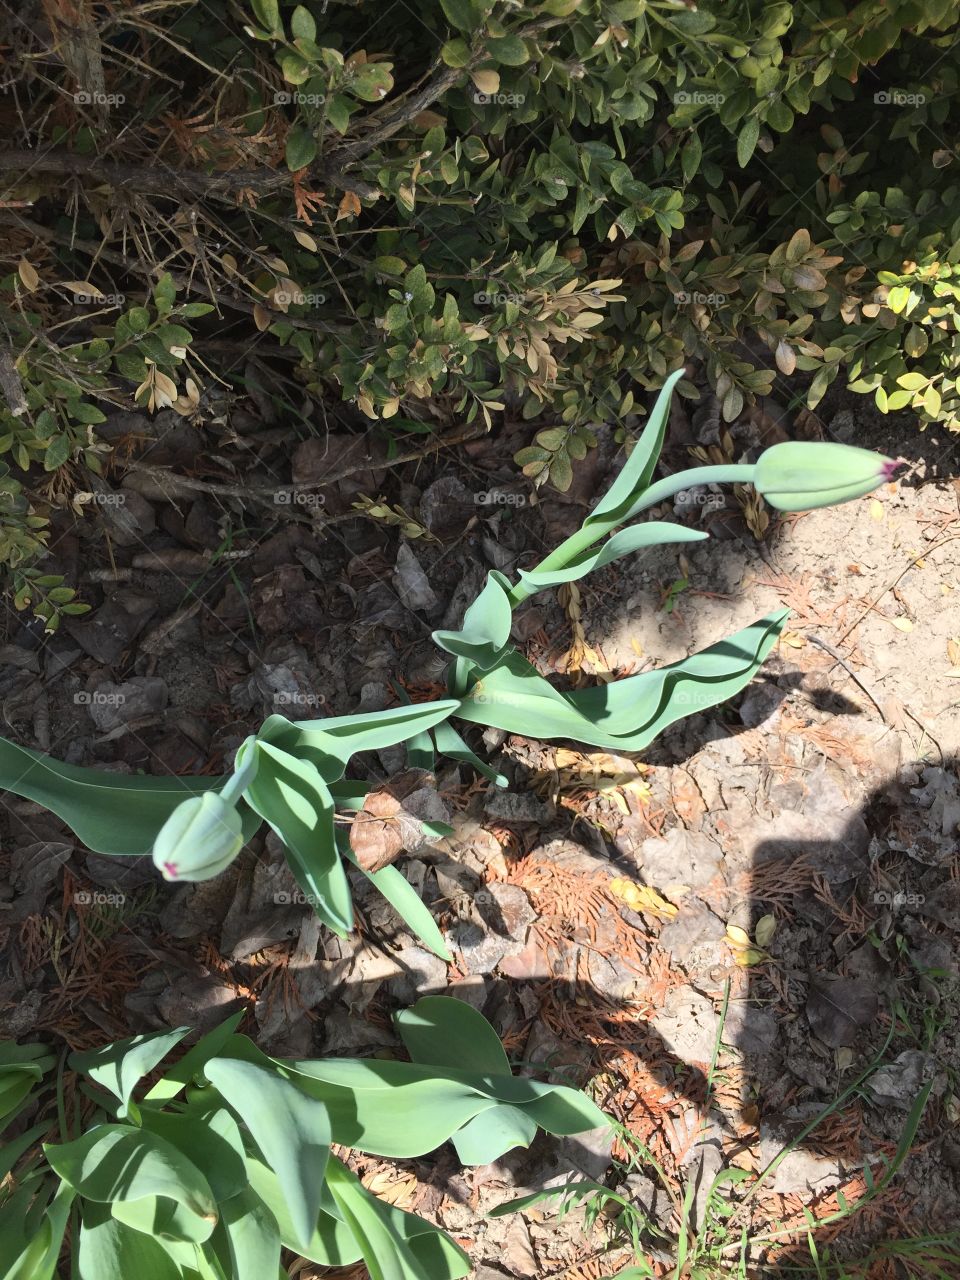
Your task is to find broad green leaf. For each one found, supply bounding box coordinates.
[245,1155,361,1267]
[71,1028,188,1119]
[77,1202,181,1280]
[144,1012,245,1103]
[3,1181,73,1280]
[44,1125,216,1231]
[342,847,451,961]
[737,115,760,166]
[285,124,317,172]
[584,368,684,531]
[396,996,511,1076]
[139,1106,247,1202]
[440,0,480,32]
[203,1057,330,1250]
[325,1156,470,1280]
[0,739,231,855]
[454,611,788,750]
[241,741,353,935]
[450,1105,539,1164]
[431,571,513,663]
[112,1192,215,1244]
[517,522,706,592]
[210,1185,281,1280]
[280,700,461,770]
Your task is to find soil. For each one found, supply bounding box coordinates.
[1,376,959,1278]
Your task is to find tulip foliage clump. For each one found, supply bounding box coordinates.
[0,374,899,952]
[0,997,609,1280]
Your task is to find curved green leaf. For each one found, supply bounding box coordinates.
[0,739,229,856]
[203,1056,330,1250]
[584,367,684,531]
[517,522,707,592]
[342,846,451,961]
[71,1028,189,1119]
[454,610,789,750]
[44,1125,216,1229]
[242,741,353,935]
[77,1202,181,1280]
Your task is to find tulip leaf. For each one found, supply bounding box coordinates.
[139,1106,248,1202]
[203,1056,330,1250]
[70,1028,189,1119]
[584,366,684,531]
[432,570,513,663]
[454,610,788,749]
[242,741,353,935]
[396,996,511,1076]
[44,1125,216,1229]
[0,738,229,855]
[210,1185,282,1280]
[517,522,707,592]
[342,846,452,961]
[325,1156,470,1280]
[143,1012,245,1103]
[450,1105,539,1164]
[77,1202,182,1280]
[432,718,508,786]
[245,1155,362,1267]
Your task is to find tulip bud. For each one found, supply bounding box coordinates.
[152,792,245,882]
[753,442,903,511]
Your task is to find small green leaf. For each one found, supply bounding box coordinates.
[286,124,318,172]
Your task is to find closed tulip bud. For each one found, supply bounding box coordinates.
[753,442,903,511]
[153,792,244,882]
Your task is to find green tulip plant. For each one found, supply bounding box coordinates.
[0,372,899,951]
[0,996,609,1280]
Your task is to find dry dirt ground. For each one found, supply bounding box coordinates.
[1,378,959,1277]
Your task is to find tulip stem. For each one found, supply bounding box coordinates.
[508,463,756,607]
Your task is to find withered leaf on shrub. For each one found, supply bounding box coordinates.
[349,768,440,871]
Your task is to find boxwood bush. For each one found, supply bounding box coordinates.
[1,0,957,600]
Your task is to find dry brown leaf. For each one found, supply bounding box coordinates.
[17,259,39,291]
[348,768,435,872]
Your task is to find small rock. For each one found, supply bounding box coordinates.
[866,1050,945,1110]
[639,828,722,891]
[652,988,719,1065]
[386,944,449,1004]
[806,976,878,1048]
[393,542,439,613]
[658,906,727,973]
[85,676,169,732]
[483,790,553,825]
[722,1003,779,1056]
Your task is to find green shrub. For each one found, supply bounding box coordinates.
[0,997,607,1279]
[1,0,955,600]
